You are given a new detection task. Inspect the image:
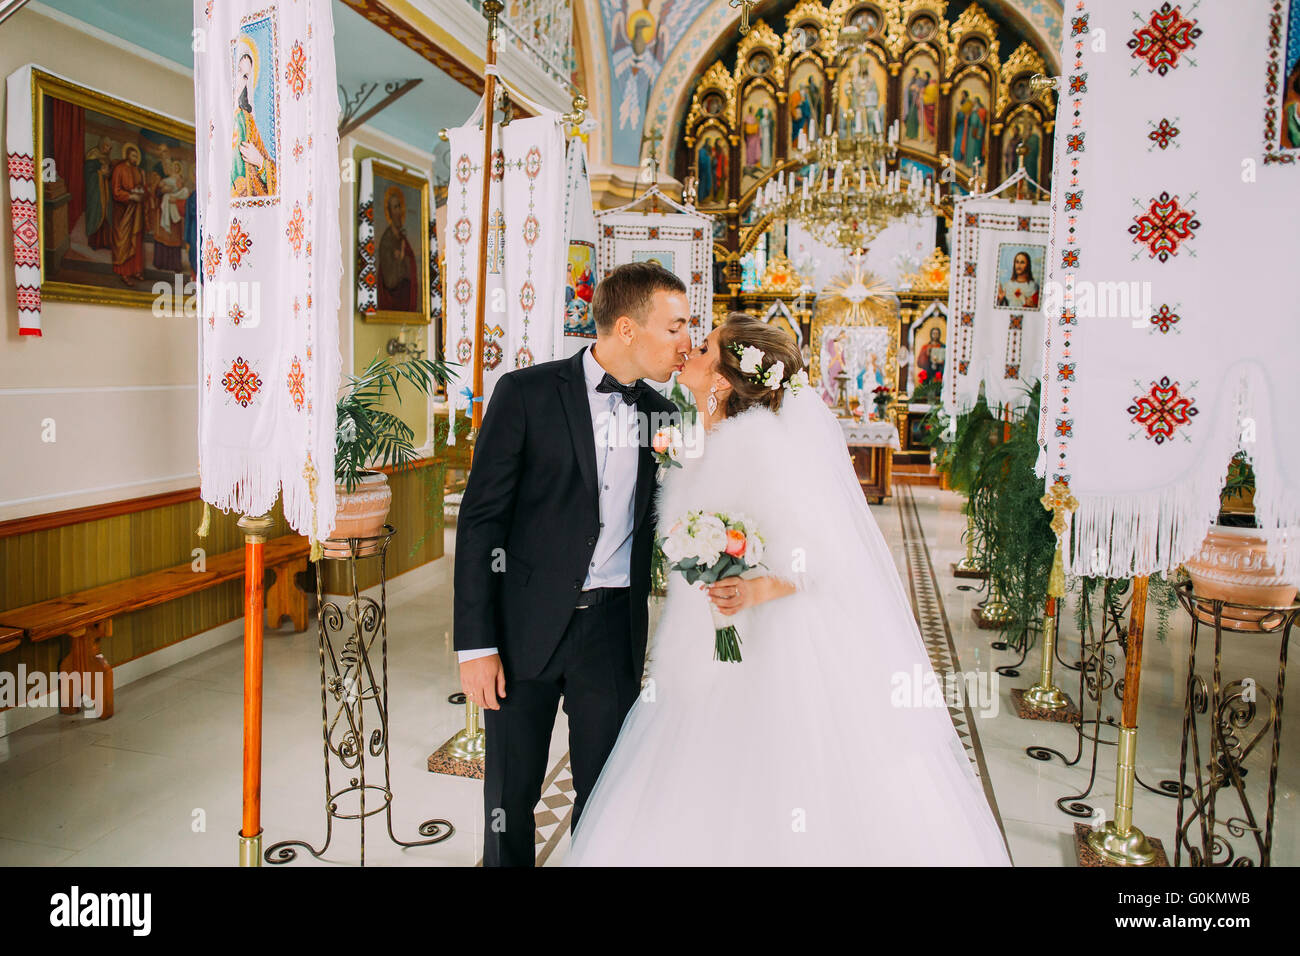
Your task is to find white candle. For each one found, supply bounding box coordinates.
[859,169,866,191]
[825,113,832,136]
[879,160,886,183]
[834,165,843,190]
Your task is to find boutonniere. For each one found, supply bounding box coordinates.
[651,425,684,479]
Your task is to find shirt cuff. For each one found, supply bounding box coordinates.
[457,647,499,663]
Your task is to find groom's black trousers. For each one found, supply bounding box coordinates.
[482,588,640,867]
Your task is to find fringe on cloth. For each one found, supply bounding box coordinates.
[1066,366,1300,587]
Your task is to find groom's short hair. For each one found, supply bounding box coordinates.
[591,261,686,334]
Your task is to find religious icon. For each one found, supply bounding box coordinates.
[377,186,420,311]
[702,91,724,116]
[901,55,940,150]
[230,21,279,201]
[837,55,883,138]
[849,6,880,35]
[748,51,773,75]
[695,129,729,205]
[915,325,945,383]
[565,240,597,337]
[32,69,197,306]
[993,244,1045,310]
[950,75,990,174]
[959,36,988,64]
[1011,74,1033,102]
[361,159,431,324]
[817,325,891,410]
[1282,57,1300,150]
[1003,113,1042,180]
[789,61,825,145]
[908,14,937,40]
[740,91,777,190]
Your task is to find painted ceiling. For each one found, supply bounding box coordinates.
[594,0,1063,169]
[35,0,481,155]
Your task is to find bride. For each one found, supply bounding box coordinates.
[566,313,1011,866]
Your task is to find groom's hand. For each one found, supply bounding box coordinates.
[460,654,506,710]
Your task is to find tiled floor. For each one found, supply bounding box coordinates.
[1,488,1295,866]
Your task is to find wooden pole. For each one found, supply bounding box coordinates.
[471,0,505,436]
[237,513,274,866]
[1085,573,1158,865]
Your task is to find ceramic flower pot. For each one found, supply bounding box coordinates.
[324,472,392,557]
[1184,524,1297,629]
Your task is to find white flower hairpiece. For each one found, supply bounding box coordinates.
[727,340,794,392]
[785,369,810,395]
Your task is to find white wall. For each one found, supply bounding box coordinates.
[0,7,451,521]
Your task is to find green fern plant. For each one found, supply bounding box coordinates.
[967,382,1055,649]
[335,354,453,493]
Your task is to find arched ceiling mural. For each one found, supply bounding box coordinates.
[585,0,1062,173]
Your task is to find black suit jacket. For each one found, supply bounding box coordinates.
[453,347,680,681]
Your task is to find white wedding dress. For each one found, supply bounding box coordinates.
[565,388,1012,866]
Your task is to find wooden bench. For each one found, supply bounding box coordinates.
[0,535,311,720]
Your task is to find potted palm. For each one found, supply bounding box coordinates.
[1184,453,1297,627]
[329,354,452,556]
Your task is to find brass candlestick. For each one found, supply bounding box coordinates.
[1087,575,1158,865]
[1022,481,1077,711]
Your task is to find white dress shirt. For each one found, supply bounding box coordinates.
[458,344,641,664]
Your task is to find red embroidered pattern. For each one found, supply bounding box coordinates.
[525,147,542,179]
[1148,118,1180,150]
[456,337,473,363]
[11,198,38,266]
[203,237,222,280]
[225,218,252,270]
[518,280,536,312]
[222,357,262,407]
[1128,376,1198,444]
[454,277,472,304]
[286,202,305,256]
[287,357,306,411]
[453,217,472,245]
[1150,303,1180,333]
[228,302,246,325]
[455,154,473,183]
[491,148,505,182]
[522,214,540,245]
[286,41,307,99]
[1128,3,1202,76]
[1129,191,1200,262]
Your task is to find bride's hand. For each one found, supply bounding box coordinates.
[705,576,757,616]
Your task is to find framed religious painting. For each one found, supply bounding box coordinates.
[1002,107,1044,182]
[899,52,940,154]
[835,53,887,139]
[809,301,899,416]
[28,69,197,309]
[356,157,432,325]
[949,72,991,178]
[694,124,730,208]
[739,85,778,195]
[788,58,826,149]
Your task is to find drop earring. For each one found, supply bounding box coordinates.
[706,385,719,416]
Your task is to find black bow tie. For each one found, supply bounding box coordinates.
[595,372,645,406]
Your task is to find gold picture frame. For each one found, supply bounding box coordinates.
[358,157,431,326]
[810,298,900,413]
[33,69,197,310]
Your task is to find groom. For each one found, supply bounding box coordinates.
[454,261,691,866]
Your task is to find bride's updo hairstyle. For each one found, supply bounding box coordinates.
[714,312,805,417]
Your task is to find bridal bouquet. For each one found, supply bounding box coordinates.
[659,511,764,663]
